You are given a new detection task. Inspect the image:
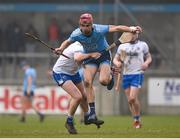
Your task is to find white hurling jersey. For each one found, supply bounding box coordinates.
[53,41,83,75]
[117,40,149,75]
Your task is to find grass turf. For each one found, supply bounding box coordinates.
[0,115,180,138]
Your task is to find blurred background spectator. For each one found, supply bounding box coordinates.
[5,21,25,53]
[25,24,39,53]
[47,18,60,48]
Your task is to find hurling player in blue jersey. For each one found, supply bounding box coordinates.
[54,13,142,125]
[20,61,44,123]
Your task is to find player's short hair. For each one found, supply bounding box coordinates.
[20,60,29,68]
[79,13,93,25]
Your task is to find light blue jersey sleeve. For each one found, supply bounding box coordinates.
[68,28,81,42]
[93,24,109,34]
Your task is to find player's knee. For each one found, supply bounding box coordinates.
[128,97,135,104]
[82,95,87,102]
[84,80,93,88]
[99,78,109,86]
[75,94,83,102]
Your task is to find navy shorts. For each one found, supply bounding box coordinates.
[23,91,34,99]
[83,50,111,67]
[53,71,82,86]
[122,74,144,89]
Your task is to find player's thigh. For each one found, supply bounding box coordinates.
[83,65,98,84]
[75,81,85,95]
[124,88,131,99]
[99,63,111,81]
[130,86,141,99]
[21,96,27,109]
[130,74,143,98]
[62,80,82,99]
[22,96,31,109]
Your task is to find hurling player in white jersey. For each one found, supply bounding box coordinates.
[113,30,152,129]
[54,13,142,125]
[52,41,102,134]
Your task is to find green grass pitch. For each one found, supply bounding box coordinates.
[0,115,180,138]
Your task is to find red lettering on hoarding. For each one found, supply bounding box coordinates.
[36,95,48,110]
[57,95,69,111]
[0,89,9,109]
[51,89,55,109]
[35,89,69,111]
[11,95,21,110]
[0,87,70,113]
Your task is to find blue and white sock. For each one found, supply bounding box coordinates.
[67,115,73,124]
[89,102,96,115]
[133,115,140,121]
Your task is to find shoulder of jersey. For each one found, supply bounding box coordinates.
[138,40,147,45]
[70,41,83,48]
[31,68,36,72]
[73,41,82,46]
[26,68,35,74]
[68,41,83,51]
[71,28,82,37]
[120,43,129,47]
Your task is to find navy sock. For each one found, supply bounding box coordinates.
[89,102,96,115]
[67,116,73,124]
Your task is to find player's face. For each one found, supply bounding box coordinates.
[131,33,138,41]
[79,22,93,36]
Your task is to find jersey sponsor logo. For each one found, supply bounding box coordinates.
[81,43,98,52]
[78,34,101,52]
[127,52,138,56]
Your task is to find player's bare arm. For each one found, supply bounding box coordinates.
[109,25,142,33]
[54,40,72,55]
[113,54,123,68]
[74,52,101,63]
[141,53,152,71]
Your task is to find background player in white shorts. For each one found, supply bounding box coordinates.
[113,31,152,128]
